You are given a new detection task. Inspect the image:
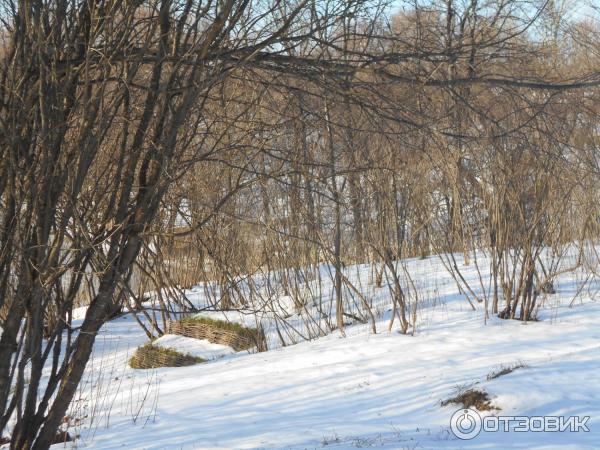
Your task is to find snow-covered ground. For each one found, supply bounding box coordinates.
[26,250,600,449]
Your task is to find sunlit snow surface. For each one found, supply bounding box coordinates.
[23,250,600,448]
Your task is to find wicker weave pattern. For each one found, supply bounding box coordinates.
[168,320,267,352]
[130,345,203,369]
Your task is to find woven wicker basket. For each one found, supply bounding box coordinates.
[167,319,267,352]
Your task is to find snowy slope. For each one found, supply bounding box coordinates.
[64,303,600,449]
[25,251,600,449]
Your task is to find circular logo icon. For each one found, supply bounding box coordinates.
[450,408,482,440]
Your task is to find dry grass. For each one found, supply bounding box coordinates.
[487,362,528,380]
[442,387,497,411]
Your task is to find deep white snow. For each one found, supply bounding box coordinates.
[9,250,600,449]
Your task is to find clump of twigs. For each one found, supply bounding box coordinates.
[487,362,528,380]
[442,386,497,411]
